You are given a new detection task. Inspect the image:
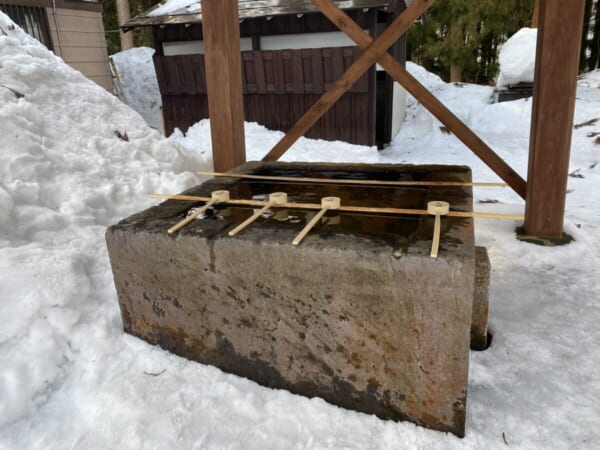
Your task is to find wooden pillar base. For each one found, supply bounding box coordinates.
[516,226,574,247]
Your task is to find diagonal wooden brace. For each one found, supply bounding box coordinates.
[310,0,527,198]
[261,0,435,163]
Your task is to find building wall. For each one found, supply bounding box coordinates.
[46,5,112,90]
[150,8,410,145]
[154,46,377,145]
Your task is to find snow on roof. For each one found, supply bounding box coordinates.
[148,0,197,17]
[125,0,393,29]
[149,0,250,18]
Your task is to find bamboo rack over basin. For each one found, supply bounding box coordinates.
[149,193,524,221]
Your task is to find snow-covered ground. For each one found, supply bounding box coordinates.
[110,47,163,134]
[1,12,599,449]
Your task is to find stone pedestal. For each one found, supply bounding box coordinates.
[106,162,489,437]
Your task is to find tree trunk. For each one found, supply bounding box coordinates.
[450,63,463,83]
[588,0,600,69]
[116,0,134,51]
[580,0,593,72]
[593,0,600,69]
[532,0,540,28]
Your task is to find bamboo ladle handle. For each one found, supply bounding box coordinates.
[427,201,450,258]
[228,192,288,237]
[168,190,230,234]
[293,197,341,246]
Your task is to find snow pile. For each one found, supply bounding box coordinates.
[497,28,538,87]
[406,61,446,92]
[111,47,163,133]
[0,10,204,428]
[2,8,600,449]
[171,120,380,163]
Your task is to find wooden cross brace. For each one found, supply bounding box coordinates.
[262,0,527,199]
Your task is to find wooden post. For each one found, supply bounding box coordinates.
[202,0,246,172]
[525,0,586,238]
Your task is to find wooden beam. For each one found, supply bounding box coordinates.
[202,0,246,172]
[310,0,527,198]
[261,0,435,162]
[525,0,586,237]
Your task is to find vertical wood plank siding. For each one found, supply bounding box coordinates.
[155,47,376,145]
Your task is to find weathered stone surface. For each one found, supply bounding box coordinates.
[106,162,483,437]
[472,246,491,351]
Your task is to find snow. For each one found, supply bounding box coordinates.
[171,120,380,164]
[497,28,538,87]
[579,69,600,89]
[149,0,254,17]
[149,0,201,17]
[1,12,600,450]
[110,47,163,134]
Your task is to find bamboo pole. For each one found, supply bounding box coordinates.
[196,171,508,188]
[293,197,341,245]
[150,194,524,221]
[167,190,230,234]
[228,192,288,236]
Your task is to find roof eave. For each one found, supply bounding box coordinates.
[122,13,202,31]
[122,1,392,30]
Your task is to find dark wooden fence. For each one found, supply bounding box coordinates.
[154,46,376,145]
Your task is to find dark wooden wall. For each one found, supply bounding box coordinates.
[155,47,376,145]
[152,6,406,146]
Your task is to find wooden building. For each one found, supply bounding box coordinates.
[123,0,408,147]
[1,0,113,90]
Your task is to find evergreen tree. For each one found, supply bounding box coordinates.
[408,0,535,84]
[103,0,156,55]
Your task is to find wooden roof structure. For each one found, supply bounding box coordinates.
[123,0,395,29]
[198,0,586,239]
